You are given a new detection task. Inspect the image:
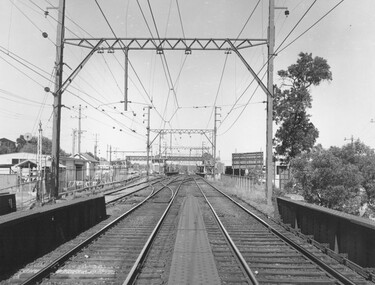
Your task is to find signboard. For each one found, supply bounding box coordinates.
[232,152,263,170]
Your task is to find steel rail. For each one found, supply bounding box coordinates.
[20,177,179,285]
[122,176,187,285]
[105,177,166,204]
[103,176,161,196]
[194,178,259,285]
[199,177,359,285]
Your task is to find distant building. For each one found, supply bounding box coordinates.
[0,152,44,174]
[72,153,99,180]
[0,138,16,150]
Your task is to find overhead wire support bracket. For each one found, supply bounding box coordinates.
[64,38,267,51]
[55,40,104,96]
[226,40,272,99]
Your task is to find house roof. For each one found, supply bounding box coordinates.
[12,159,66,169]
[73,153,98,163]
[0,138,15,143]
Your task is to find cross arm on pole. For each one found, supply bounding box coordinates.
[55,40,103,96]
[226,40,272,99]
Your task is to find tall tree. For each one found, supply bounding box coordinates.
[273,52,332,163]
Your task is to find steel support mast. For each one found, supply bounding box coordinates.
[266,0,275,205]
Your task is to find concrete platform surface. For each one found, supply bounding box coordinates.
[168,195,221,285]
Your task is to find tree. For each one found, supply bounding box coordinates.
[288,147,363,213]
[16,135,27,152]
[0,145,12,154]
[330,141,375,206]
[273,52,332,163]
[18,136,68,156]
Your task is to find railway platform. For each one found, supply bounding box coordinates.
[168,194,221,285]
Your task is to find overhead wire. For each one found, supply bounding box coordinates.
[206,53,229,129]
[218,0,344,135]
[1,42,142,140]
[236,0,261,40]
[218,0,319,131]
[94,0,167,124]
[175,0,186,39]
[9,0,56,46]
[277,0,345,54]
[146,0,181,114]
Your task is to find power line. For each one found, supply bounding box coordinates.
[236,0,261,39]
[0,88,51,106]
[145,0,181,122]
[218,0,319,131]
[219,0,344,135]
[94,0,167,124]
[0,43,145,138]
[136,0,155,38]
[9,0,56,46]
[0,45,51,78]
[0,55,46,88]
[277,0,345,54]
[275,0,317,53]
[206,53,229,129]
[175,0,186,39]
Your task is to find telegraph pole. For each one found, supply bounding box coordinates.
[71,105,86,156]
[51,0,65,199]
[124,48,129,111]
[37,121,43,205]
[78,105,82,155]
[344,135,355,151]
[94,134,99,158]
[266,0,275,205]
[214,107,221,177]
[72,129,77,155]
[144,106,151,179]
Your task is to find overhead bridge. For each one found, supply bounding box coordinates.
[126,156,204,162]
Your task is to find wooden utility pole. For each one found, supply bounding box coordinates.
[51,0,65,199]
[213,107,221,177]
[72,129,77,155]
[266,0,275,205]
[94,134,99,158]
[78,104,82,156]
[145,106,151,179]
[124,48,129,111]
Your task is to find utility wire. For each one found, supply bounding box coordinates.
[219,0,318,129]
[175,0,186,39]
[0,55,45,88]
[145,0,181,121]
[236,0,261,39]
[277,0,345,54]
[219,0,343,134]
[1,44,143,137]
[94,0,167,124]
[136,0,155,38]
[206,53,229,129]
[9,0,55,46]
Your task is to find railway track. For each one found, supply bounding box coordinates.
[5,176,184,284]
[196,177,372,285]
[128,176,257,285]
[3,175,373,284]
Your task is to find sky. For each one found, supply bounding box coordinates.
[0,0,375,166]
